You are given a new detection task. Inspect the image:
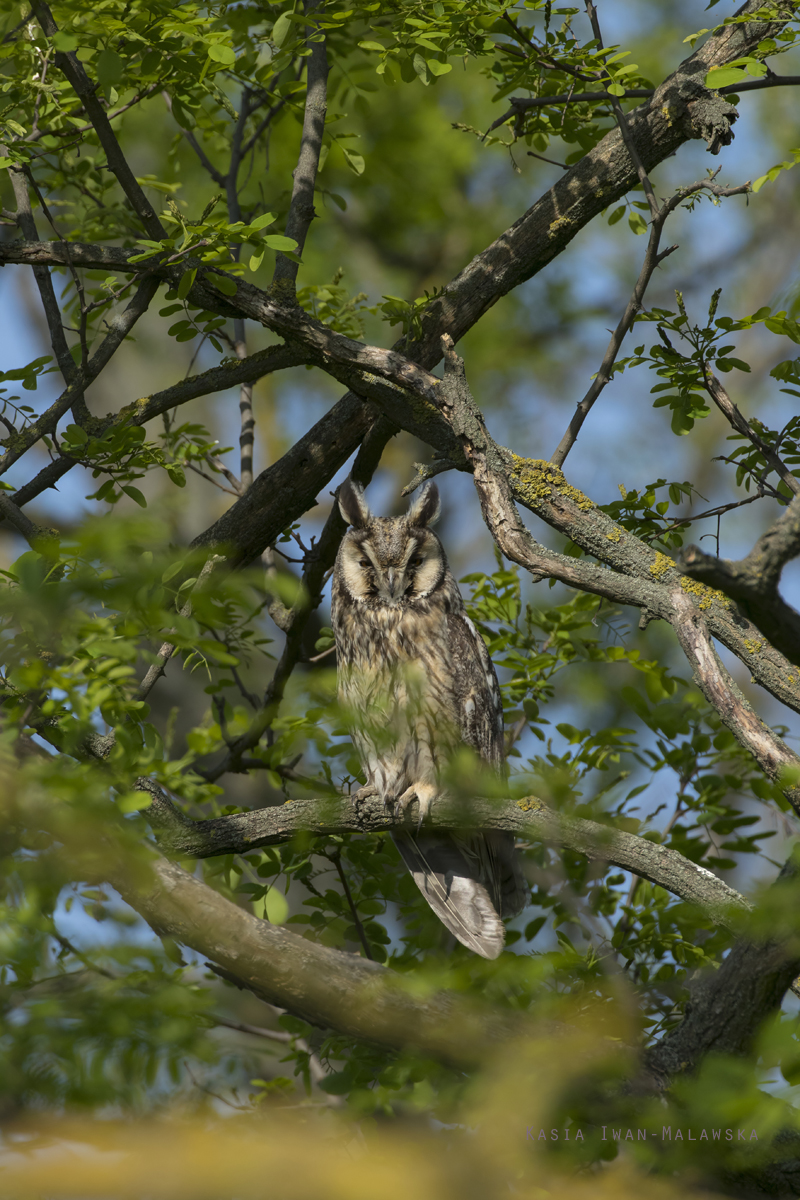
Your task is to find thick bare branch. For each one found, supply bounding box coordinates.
[0,492,50,544]
[233,324,255,492]
[433,337,800,814]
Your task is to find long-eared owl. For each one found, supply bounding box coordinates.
[331,477,527,959]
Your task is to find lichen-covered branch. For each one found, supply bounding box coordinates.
[678,496,800,666]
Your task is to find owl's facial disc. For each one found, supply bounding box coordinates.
[341,530,443,605]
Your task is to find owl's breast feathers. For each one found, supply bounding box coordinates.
[332,587,501,767]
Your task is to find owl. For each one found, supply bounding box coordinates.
[331,477,527,959]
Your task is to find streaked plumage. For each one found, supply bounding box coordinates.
[331,477,527,959]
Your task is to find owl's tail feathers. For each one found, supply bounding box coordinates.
[393,832,525,960]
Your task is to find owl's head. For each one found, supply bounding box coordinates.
[336,478,445,606]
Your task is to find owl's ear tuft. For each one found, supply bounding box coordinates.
[338,477,371,529]
[406,480,441,527]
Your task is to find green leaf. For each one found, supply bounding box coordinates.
[207,273,238,296]
[263,888,289,924]
[263,234,299,251]
[249,211,277,230]
[176,268,196,300]
[122,485,147,508]
[96,50,124,87]
[628,210,648,236]
[52,31,78,52]
[427,60,452,76]
[208,43,236,65]
[341,147,365,176]
[117,790,153,814]
[705,66,746,89]
[64,423,89,446]
[272,12,292,47]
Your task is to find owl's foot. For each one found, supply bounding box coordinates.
[351,783,379,810]
[394,783,437,830]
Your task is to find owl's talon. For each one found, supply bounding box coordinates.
[351,784,378,811]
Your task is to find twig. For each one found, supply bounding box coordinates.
[35,81,165,143]
[212,1015,339,1099]
[702,369,800,498]
[195,416,395,781]
[0,493,49,545]
[240,96,292,159]
[184,1061,250,1111]
[135,555,221,703]
[272,0,328,295]
[22,165,92,405]
[550,176,750,468]
[485,88,650,134]
[329,848,374,961]
[641,492,763,543]
[31,0,166,241]
[585,0,658,220]
[184,460,242,497]
[306,644,336,663]
[7,163,76,388]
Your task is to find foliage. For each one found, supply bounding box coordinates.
[2,0,800,1195]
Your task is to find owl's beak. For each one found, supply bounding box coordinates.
[385,567,402,599]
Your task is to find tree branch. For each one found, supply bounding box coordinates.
[703,367,800,498]
[105,846,530,1069]
[138,783,750,930]
[7,161,76,387]
[678,495,800,665]
[551,176,749,467]
[432,337,800,815]
[272,0,328,296]
[487,71,800,132]
[30,1,166,242]
[585,0,659,219]
[646,855,800,1081]
[0,275,159,478]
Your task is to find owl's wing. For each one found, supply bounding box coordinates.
[445,611,504,769]
[393,612,526,958]
[392,831,507,958]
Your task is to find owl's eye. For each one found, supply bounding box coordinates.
[359,558,371,568]
[410,555,423,567]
